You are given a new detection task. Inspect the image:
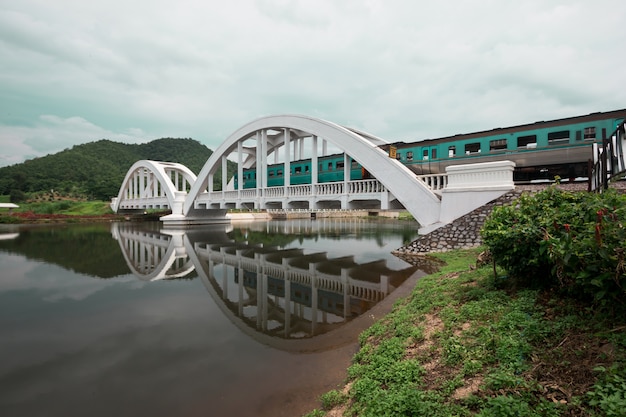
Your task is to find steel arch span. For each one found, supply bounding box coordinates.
[184,114,441,226]
[112,160,197,213]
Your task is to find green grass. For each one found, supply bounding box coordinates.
[0,196,114,218]
[58,201,113,215]
[397,211,415,221]
[305,248,626,416]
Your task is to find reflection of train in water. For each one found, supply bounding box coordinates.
[237,270,372,318]
[234,109,626,187]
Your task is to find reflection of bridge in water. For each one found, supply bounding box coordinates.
[111,222,430,351]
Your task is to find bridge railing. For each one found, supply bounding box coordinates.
[590,122,626,192]
[348,179,386,193]
[286,184,312,197]
[417,174,448,191]
[315,182,344,195]
[208,179,385,201]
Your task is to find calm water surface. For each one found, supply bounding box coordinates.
[0,219,433,417]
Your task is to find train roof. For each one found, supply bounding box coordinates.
[397,108,626,146]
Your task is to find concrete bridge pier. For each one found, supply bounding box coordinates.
[419,160,515,234]
[161,208,229,228]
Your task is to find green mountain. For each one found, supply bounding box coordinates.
[0,138,235,201]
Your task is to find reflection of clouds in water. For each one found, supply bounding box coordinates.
[0,253,139,302]
[284,238,411,268]
[0,253,38,290]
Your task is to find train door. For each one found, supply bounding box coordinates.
[420,146,438,174]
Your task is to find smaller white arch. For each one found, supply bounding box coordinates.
[112,160,197,213]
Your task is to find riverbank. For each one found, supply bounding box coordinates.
[0,211,125,223]
[304,248,626,416]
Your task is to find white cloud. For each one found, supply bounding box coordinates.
[1,0,625,167]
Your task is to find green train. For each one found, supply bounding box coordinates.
[234,153,370,189]
[388,109,626,182]
[234,109,626,188]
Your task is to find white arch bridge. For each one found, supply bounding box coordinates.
[111,115,515,233]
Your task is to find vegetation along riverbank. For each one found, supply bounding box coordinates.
[305,186,626,417]
[0,195,123,223]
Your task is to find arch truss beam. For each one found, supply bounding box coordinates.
[182,115,442,226]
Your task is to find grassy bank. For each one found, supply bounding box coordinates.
[306,248,626,416]
[0,198,120,223]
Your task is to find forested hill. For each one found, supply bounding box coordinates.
[0,138,234,201]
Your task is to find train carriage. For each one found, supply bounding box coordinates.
[389,109,626,182]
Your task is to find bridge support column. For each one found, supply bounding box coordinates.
[311,135,318,192]
[237,140,243,190]
[284,128,291,188]
[380,191,389,210]
[221,155,228,192]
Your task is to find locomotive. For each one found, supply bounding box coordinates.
[234,109,626,188]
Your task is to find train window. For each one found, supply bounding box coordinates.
[517,135,537,148]
[584,127,596,140]
[337,161,344,169]
[277,169,283,176]
[576,130,582,141]
[407,151,414,161]
[465,142,481,154]
[420,150,426,160]
[396,152,402,160]
[305,165,310,172]
[294,166,302,174]
[269,170,274,177]
[432,148,437,159]
[448,146,456,157]
[328,162,333,170]
[548,130,570,145]
[490,139,507,151]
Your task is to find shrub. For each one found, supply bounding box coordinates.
[481,187,626,309]
[480,187,574,285]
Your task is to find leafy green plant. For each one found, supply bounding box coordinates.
[478,395,559,417]
[320,389,346,410]
[588,366,626,416]
[483,368,525,390]
[481,187,626,311]
[302,409,325,417]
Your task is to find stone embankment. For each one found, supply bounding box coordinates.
[394,190,522,254]
[394,181,626,255]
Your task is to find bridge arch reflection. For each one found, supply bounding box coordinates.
[112,221,436,352]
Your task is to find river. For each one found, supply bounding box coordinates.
[0,218,435,416]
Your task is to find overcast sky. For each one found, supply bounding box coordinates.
[1,0,625,167]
